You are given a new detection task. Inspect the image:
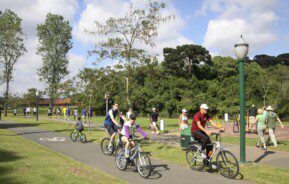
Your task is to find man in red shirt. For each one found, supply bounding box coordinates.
[191,104,224,159]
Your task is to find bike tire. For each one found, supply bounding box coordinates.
[101,138,113,155]
[80,133,86,143]
[186,144,204,171]
[216,150,239,179]
[70,132,77,142]
[115,148,127,171]
[136,152,151,178]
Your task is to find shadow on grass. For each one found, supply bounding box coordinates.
[0,123,38,129]
[0,149,22,184]
[254,151,275,163]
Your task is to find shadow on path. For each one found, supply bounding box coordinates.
[254,151,275,163]
[149,164,170,179]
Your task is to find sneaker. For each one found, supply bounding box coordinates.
[256,143,260,148]
[156,131,160,135]
[125,150,130,158]
[262,147,267,150]
[201,153,207,159]
[203,159,209,166]
[211,164,217,170]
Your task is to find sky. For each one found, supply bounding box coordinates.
[0,0,289,95]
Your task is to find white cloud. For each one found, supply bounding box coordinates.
[202,0,279,56]
[0,0,79,95]
[73,0,193,61]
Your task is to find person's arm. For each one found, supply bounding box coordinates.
[255,117,259,124]
[120,114,127,122]
[179,115,182,131]
[196,121,210,135]
[124,125,130,138]
[277,117,284,128]
[136,124,148,138]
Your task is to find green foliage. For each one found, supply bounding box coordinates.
[36,13,72,108]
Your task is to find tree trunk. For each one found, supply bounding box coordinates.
[125,77,131,107]
[4,79,9,116]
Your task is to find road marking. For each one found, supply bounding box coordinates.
[39,137,66,142]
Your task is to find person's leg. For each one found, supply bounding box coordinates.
[121,136,130,157]
[257,125,266,149]
[199,131,213,158]
[153,122,159,134]
[192,131,207,152]
[269,128,277,147]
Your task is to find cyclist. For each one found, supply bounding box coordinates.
[191,104,224,162]
[104,103,120,151]
[73,116,84,133]
[121,114,149,158]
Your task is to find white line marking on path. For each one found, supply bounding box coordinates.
[39,137,66,142]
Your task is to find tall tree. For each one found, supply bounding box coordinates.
[36,13,72,112]
[0,9,26,116]
[87,1,173,107]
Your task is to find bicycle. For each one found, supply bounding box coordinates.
[70,129,86,143]
[186,132,239,179]
[101,133,123,156]
[115,138,151,178]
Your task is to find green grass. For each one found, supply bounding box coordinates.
[2,116,289,184]
[0,128,125,184]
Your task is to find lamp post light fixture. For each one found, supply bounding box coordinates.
[105,92,109,115]
[234,35,249,163]
[36,90,39,122]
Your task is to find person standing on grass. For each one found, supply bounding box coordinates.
[248,104,257,132]
[150,107,160,135]
[126,108,132,120]
[0,109,2,120]
[265,106,284,147]
[33,107,37,116]
[179,109,188,132]
[67,108,71,122]
[73,108,78,120]
[255,109,267,150]
[82,108,87,123]
[13,108,17,117]
[23,107,26,117]
[48,108,52,119]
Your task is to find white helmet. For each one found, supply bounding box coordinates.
[182,109,187,113]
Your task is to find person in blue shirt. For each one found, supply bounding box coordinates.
[104,103,120,150]
[82,108,87,123]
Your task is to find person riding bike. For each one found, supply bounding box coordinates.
[104,103,120,151]
[191,104,224,161]
[120,114,149,158]
[73,116,84,133]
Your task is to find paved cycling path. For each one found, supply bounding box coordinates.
[0,121,251,184]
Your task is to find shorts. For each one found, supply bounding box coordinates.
[76,126,84,132]
[180,124,188,130]
[152,122,157,126]
[119,134,133,141]
[104,124,119,136]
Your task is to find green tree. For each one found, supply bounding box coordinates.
[87,1,173,107]
[36,13,72,112]
[22,88,43,106]
[0,9,26,116]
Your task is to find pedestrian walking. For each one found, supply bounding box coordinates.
[179,109,188,132]
[265,106,284,147]
[150,107,160,135]
[248,104,257,132]
[82,108,87,123]
[255,109,267,150]
[73,108,78,120]
[13,108,17,117]
[126,108,132,120]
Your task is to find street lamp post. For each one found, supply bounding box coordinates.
[36,90,39,122]
[105,92,109,115]
[234,35,249,163]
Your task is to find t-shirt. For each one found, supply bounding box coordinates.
[151,112,159,122]
[74,120,84,129]
[104,109,118,125]
[191,111,212,132]
[248,106,257,116]
[256,114,265,126]
[265,112,278,128]
[74,110,78,115]
[82,109,87,116]
[121,121,147,138]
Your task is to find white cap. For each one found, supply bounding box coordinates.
[182,109,187,113]
[200,104,209,110]
[152,107,156,111]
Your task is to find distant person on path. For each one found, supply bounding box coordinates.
[33,107,37,116]
[27,107,31,116]
[265,106,284,147]
[126,108,132,120]
[73,116,84,133]
[23,107,26,117]
[88,107,93,119]
[13,108,17,117]
[179,109,188,132]
[56,107,60,119]
[248,104,257,132]
[150,107,160,135]
[73,108,78,120]
[67,108,71,122]
[48,108,52,119]
[62,107,67,119]
[255,109,267,150]
[82,108,87,123]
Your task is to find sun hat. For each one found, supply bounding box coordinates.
[182,109,187,113]
[200,104,209,110]
[266,106,274,111]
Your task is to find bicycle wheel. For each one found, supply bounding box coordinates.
[186,144,204,171]
[115,148,127,171]
[70,132,77,142]
[80,133,86,143]
[136,152,151,178]
[101,138,113,155]
[216,150,239,179]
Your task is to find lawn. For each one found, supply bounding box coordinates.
[0,128,124,184]
[2,116,289,184]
